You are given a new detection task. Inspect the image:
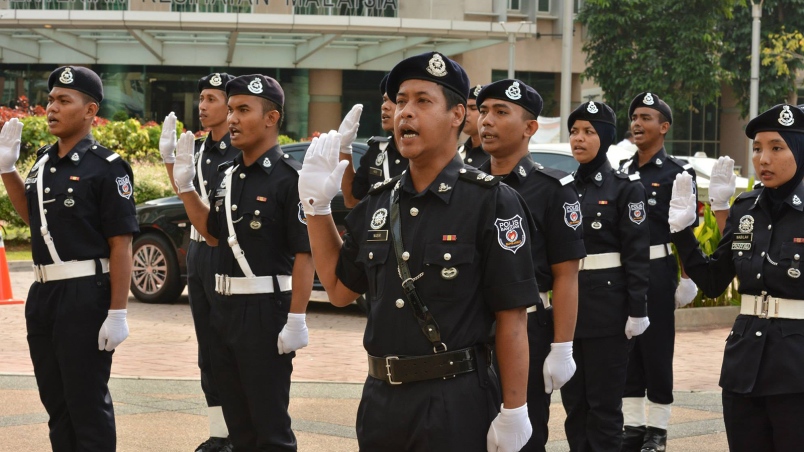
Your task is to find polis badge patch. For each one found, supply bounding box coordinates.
[495,215,526,254]
[370,208,388,230]
[116,175,133,199]
[629,201,646,225]
[297,201,307,225]
[563,201,582,230]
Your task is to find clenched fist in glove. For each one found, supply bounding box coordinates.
[298,131,349,216]
[668,172,697,233]
[708,156,736,211]
[98,309,129,351]
[543,342,576,393]
[173,131,197,194]
[0,118,23,174]
[625,316,650,340]
[675,277,698,309]
[338,104,362,155]
[487,403,532,452]
[159,112,178,164]
[277,313,309,354]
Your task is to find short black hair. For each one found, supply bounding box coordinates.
[658,112,670,126]
[441,85,466,137]
[522,110,537,122]
[261,98,284,128]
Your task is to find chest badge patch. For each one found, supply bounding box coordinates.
[116,175,133,199]
[563,201,582,230]
[495,215,526,254]
[739,215,755,233]
[788,268,801,279]
[441,267,458,280]
[370,208,388,230]
[64,198,75,207]
[297,201,307,225]
[375,152,385,166]
[628,201,646,224]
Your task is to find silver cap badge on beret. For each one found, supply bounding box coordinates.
[587,103,598,114]
[59,68,74,84]
[426,53,448,77]
[210,73,222,87]
[779,105,795,127]
[643,93,655,105]
[473,85,483,97]
[505,81,522,100]
[248,78,264,94]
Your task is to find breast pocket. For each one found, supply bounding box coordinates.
[56,182,92,220]
[422,243,475,299]
[355,243,391,302]
[732,247,754,277]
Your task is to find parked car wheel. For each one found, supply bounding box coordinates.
[131,232,185,304]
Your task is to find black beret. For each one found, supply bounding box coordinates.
[476,79,543,119]
[629,92,672,125]
[467,84,485,100]
[198,72,235,93]
[568,101,616,129]
[379,73,389,95]
[386,51,469,103]
[745,104,804,139]
[225,74,284,107]
[48,66,103,103]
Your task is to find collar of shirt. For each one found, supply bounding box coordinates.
[48,133,94,166]
[234,144,282,175]
[753,180,804,213]
[205,132,232,156]
[575,160,613,187]
[399,154,463,203]
[625,147,668,171]
[479,153,536,186]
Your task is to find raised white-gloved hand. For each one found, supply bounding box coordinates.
[675,277,698,309]
[338,104,363,155]
[277,313,309,354]
[0,118,23,174]
[98,309,129,351]
[542,342,576,393]
[173,131,197,194]
[299,131,349,216]
[708,156,736,211]
[668,172,697,233]
[625,316,650,340]
[159,112,178,164]
[487,403,532,452]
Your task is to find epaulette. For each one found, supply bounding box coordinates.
[367,135,391,145]
[611,170,639,181]
[280,153,302,172]
[368,174,402,194]
[533,163,573,186]
[734,189,760,203]
[217,160,235,172]
[36,145,51,156]
[667,156,693,171]
[458,167,502,188]
[87,143,120,163]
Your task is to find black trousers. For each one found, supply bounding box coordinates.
[521,308,553,452]
[187,240,222,407]
[560,334,630,452]
[722,390,804,452]
[624,256,677,405]
[209,290,296,452]
[26,274,116,452]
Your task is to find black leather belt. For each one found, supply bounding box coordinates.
[367,347,477,385]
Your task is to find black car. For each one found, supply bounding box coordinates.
[130,141,370,309]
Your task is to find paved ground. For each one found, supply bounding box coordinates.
[0,267,733,451]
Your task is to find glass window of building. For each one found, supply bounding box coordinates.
[664,101,720,157]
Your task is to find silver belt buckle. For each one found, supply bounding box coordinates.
[755,294,770,319]
[385,356,401,385]
[33,265,45,283]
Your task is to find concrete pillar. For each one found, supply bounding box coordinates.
[308,69,342,137]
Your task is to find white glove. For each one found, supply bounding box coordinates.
[625,316,650,339]
[338,104,363,155]
[173,131,197,194]
[298,131,349,216]
[675,277,698,309]
[542,342,576,393]
[0,118,23,174]
[277,313,309,354]
[708,156,736,211]
[98,309,129,351]
[486,403,532,452]
[159,112,178,164]
[668,172,697,233]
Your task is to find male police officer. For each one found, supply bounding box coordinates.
[173,74,315,451]
[476,79,585,452]
[341,74,408,208]
[159,72,238,452]
[619,92,698,451]
[460,83,490,168]
[301,52,536,451]
[0,66,137,451]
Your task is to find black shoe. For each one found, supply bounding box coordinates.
[195,437,232,452]
[622,425,647,452]
[640,427,667,452]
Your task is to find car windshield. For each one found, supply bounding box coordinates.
[530,152,579,173]
[282,143,367,170]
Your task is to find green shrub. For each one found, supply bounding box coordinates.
[131,162,175,204]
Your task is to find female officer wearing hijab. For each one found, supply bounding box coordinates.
[669,104,804,452]
[561,102,650,451]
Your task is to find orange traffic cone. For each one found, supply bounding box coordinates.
[0,231,24,305]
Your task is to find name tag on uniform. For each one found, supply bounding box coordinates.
[367,230,388,241]
[215,189,227,197]
[733,233,753,242]
[732,242,752,251]
[369,167,383,177]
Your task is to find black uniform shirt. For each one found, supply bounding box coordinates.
[24,135,139,265]
[478,154,586,291]
[574,161,650,337]
[193,133,239,203]
[461,137,490,168]
[352,136,408,200]
[336,156,539,357]
[620,147,697,245]
[673,182,804,395]
[208,145,310,277]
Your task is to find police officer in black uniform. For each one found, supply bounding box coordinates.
[669,104,804,452]
[619,92,698,452]
[341,74,408,208]
[0,66,138,451]
[561,101,650,452]
[158,72,238,452]
[300,52,537,451]
[474,79,586,452]
[173,74,315,451]
[460,83,490,168]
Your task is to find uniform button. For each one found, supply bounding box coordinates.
[216,206,220,212]
[738,251,744,257]
[92,145,98,149]
[459,169,467,174]
[239,173,246,179]
[44,187,50,193]
[579,193,583,197]
[50,167,56,173]
[768,225,772,230]
[395,159,400,164]
[596,212,601,217]
[652,191,657,196]
[444,253,451,261]
[255,210,261,216]
[755,331,762,337]
[756,273,761,279]
[395,299,405,308]
[67,188,73,193]
[368,252,374,259]
[607,281,611,286]
[761,251,766,257]
[402,251,410,261]
[283,154,289,158]
[206,159,211,164]
[43,209,47,214]
[796,254,801,261]
[410,207,419,217]
[729,331,734,336]
[232,204,238,211]
[467,158,473,163]
[204,180,208,185]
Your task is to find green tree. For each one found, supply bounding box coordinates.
[578,0,736,134]
[762,27,804,80]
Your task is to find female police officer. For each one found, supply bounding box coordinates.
[560,101,650,452]
[669,104,804,452]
